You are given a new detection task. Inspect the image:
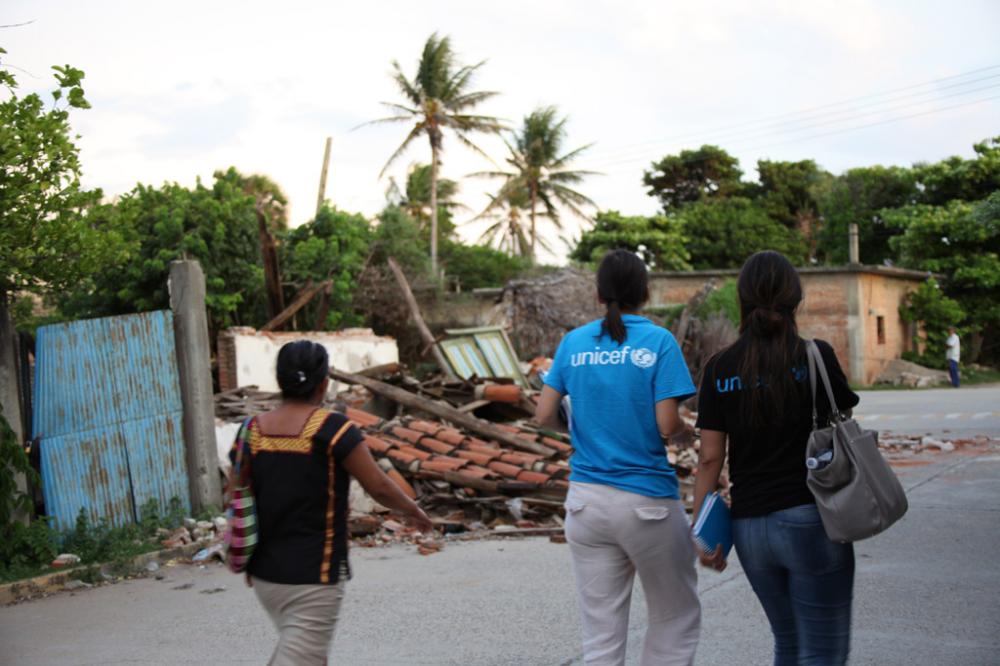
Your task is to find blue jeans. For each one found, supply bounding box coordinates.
[733,504,854,666]
[948,360,960,387]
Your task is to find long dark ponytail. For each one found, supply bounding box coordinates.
[735,251,806,427]
[596,249,649,345]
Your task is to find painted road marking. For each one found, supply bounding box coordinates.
[855,412,1000,421]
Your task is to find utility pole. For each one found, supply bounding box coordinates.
[169,260,222,512]
[316,137,332,217]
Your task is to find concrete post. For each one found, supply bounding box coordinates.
[168,261,222,512]
[848,223,860,265]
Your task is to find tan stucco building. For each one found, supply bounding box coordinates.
[649,266,932,385]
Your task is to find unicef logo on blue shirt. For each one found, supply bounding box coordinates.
[630,347,657,368]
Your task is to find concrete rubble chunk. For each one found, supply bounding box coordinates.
[920,436,955,452]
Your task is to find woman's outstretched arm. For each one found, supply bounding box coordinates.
[342,443,434,532]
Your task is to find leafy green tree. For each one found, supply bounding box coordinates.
[474,106,596,260]
[899,278,966,367]
[913,137,1000,206]
[60,169,267,336]
[888,193,1000,362]
[279,205,372,329]
[368,204,430,275]
[643,145,743,212]
[439,240,530,290]
[570,210,691,270]
[0,54,125,297]
[814,165,917,264]
[676,197,808,269]
[753,159,827,225]
[367,33,503,275]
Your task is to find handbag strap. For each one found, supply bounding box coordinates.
[233,417,255,485]
[806,340,841,429]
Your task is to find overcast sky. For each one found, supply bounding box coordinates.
[6,1,1000,263]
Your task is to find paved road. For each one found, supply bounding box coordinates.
[855,386,1000,437]
[2,442,998,665]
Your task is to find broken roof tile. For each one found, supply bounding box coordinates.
[417,437,455,455]
[500,451,544,466]
[458,465,494,479]
[391,426,425,445]
[385,467,417,499]
[435,429,466,446]
[420,457,468,473]
[516,470,551,484]
[488,461,524,479]
[346,407,382,428]
[364,436,393,454]
[454,449,499,466]
[408,420,441,435]
[398,445,432,461]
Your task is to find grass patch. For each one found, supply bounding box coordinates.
[0,497,191,584]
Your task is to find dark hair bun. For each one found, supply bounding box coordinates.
[276,340,330,400]
[747,306,785,337]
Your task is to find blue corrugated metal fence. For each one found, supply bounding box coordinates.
[33,311,190,531]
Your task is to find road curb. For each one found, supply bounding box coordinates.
[0,542,205,606]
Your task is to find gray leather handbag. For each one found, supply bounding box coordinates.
[804,340,908,543]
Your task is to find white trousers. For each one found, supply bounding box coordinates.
[565,482,701,666]
[253,577,346,666]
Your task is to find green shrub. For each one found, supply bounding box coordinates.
[440,241,531,290]
[698,280,740,327]
[900,278,966,366]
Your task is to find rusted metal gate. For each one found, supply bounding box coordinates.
[32,311,190,531]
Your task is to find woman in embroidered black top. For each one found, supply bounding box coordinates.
[230,341,432,666]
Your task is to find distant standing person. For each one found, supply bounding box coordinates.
[536,249,701,665]
[946,326,961,387]
[229,341,432,665]
[694,251,860,666]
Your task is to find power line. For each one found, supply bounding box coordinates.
[590,81,1000,170]
[584,63,1000,165]
[594,93,1000,173]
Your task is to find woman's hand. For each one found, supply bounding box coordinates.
[696,543,728,572]
[404,506,435,534]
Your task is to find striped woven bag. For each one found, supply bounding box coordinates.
[225,418,258,573]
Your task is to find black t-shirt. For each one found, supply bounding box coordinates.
[230,409,363,585]
[695,338,859,519]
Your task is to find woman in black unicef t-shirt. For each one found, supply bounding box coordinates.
[694,251,859,666]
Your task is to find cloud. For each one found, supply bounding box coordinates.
[6,0,1000,265]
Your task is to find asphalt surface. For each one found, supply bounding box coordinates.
[2,389,998,665]
[854,386,1000,437]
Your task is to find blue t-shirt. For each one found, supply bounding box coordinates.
[543,314,696,498]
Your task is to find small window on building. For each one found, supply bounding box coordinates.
[877,316,886,345]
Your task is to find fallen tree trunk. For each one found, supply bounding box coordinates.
[387,257,455,378]
[330,368,556,458]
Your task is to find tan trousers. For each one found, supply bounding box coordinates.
[252,577,346,666]
[565,482,701,666]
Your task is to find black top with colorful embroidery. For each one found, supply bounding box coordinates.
[229,409,364,585]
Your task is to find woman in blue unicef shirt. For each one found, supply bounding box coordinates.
[536,249,701,666]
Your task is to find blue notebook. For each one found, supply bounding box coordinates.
[692,492,733,558]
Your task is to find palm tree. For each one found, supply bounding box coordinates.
[366,33,504,275]
[472,187,547,258]
[474,106,597,261]
[395,163,467,236]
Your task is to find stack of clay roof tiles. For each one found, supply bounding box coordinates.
[344,407,573,499]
